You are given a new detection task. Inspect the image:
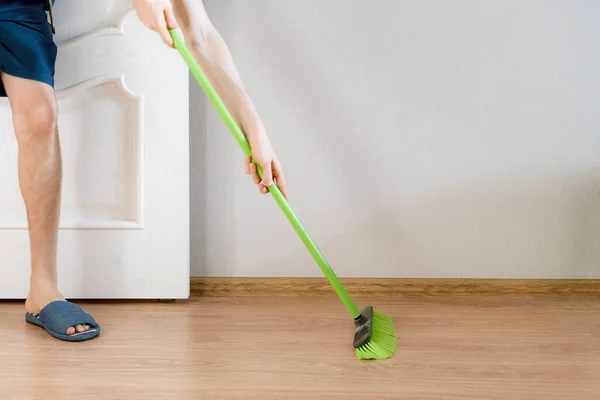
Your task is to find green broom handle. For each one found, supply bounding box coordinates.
[169,28,361,319]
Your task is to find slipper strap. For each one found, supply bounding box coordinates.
[38,301,98,333]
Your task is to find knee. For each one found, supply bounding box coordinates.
[12,101,58,141]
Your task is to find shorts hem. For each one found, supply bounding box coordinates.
[0,66,54,97]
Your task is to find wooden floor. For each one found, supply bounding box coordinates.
[1,295,599,399]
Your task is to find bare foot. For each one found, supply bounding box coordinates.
[25,287,92,335]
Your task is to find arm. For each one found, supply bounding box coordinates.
[132,0,287,198]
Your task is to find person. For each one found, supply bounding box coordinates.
[0,0,287,341]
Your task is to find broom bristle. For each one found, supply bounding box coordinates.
[355,311,397,360]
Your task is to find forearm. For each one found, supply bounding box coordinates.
[190,31,263,135]
[172,0,264,137]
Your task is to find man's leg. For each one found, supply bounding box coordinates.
[1,73,91,335]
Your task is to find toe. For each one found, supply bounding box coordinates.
[75,324,87,333]
[66,326,76,335]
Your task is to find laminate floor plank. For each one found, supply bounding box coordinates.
[0,296,598,399]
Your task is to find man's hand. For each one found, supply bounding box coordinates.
[245,131,288,200]
[132,0,178,47]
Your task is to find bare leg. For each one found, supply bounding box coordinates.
[1,73,90,335]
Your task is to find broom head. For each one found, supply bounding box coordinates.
[353,305,397,360]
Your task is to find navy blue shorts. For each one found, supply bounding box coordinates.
[0,1,56,97]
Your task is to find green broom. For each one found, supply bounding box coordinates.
[170,28,397,360]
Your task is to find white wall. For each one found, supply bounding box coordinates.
[190,0,600,278]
